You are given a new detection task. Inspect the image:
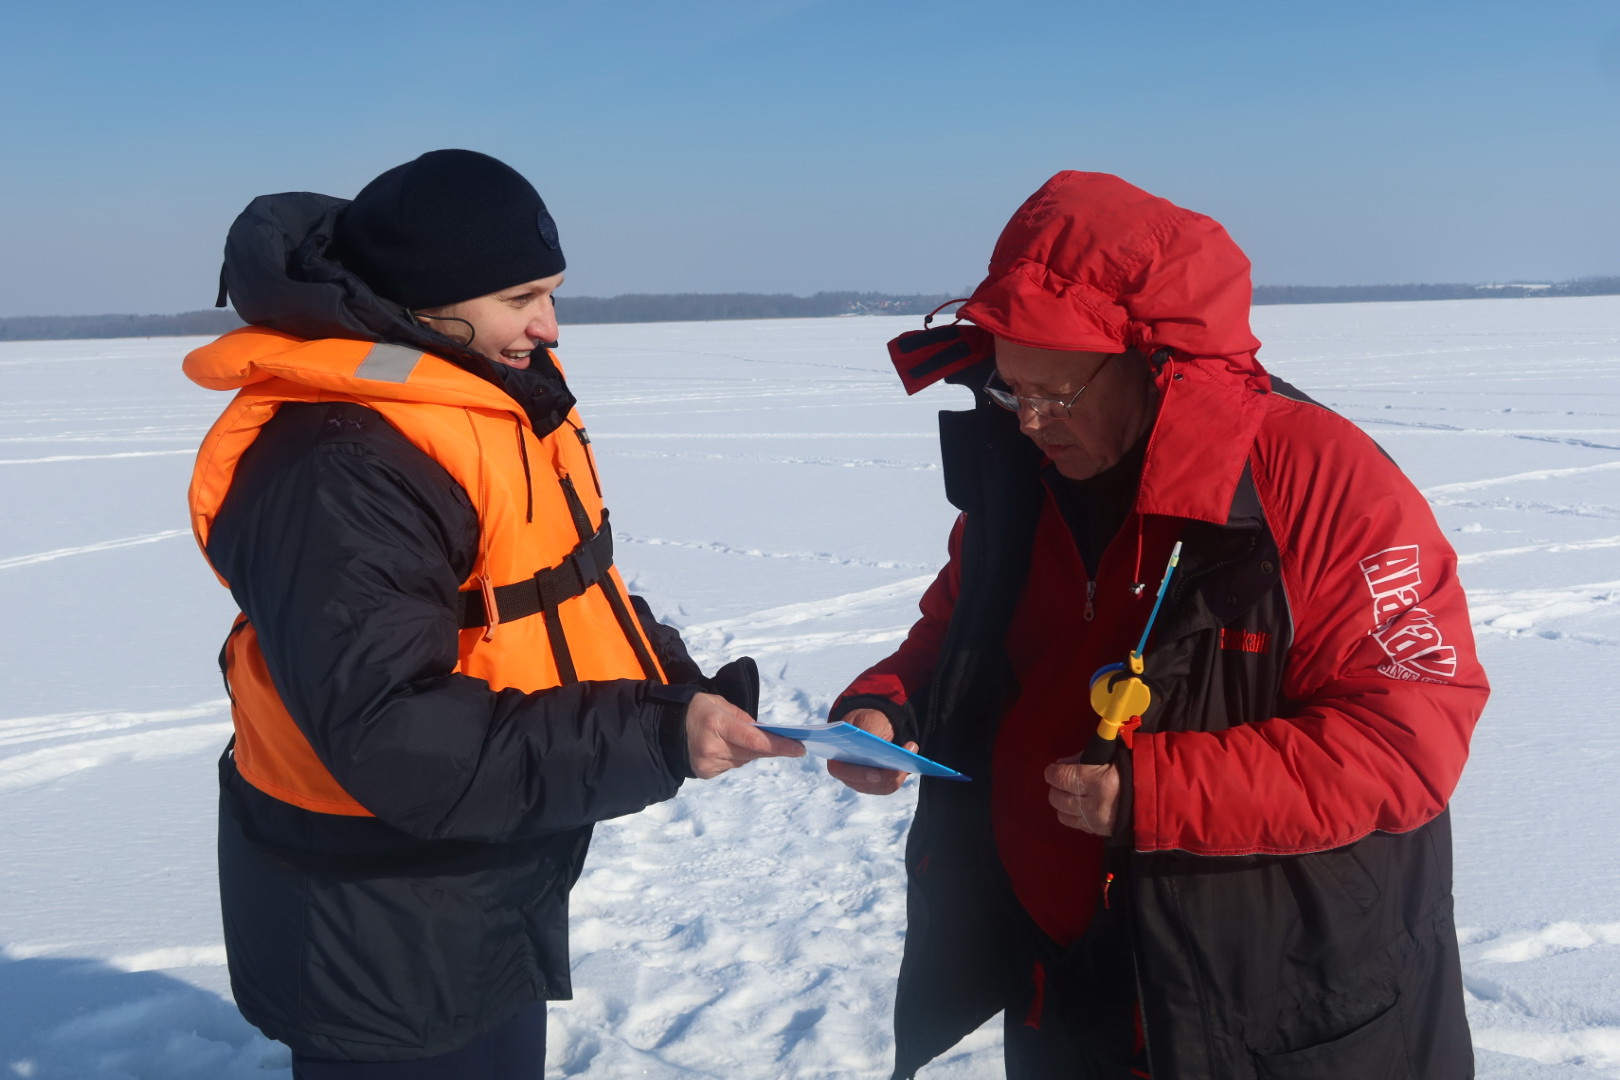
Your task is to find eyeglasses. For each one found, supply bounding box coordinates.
[983,357,1110,419]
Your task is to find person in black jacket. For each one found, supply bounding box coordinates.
[184,149,803,1079]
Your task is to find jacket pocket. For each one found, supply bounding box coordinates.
[1252,994,1413,1080]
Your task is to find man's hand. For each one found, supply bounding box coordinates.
[827,708,919,795]
[1044,756,1121,835]
[685,692,805,780]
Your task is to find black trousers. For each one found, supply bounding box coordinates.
[291,1001,546,1080]
[1002,986,1146,1079]
[1005,1009,1120,1079]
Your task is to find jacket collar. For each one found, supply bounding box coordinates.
[1135,354,1270,525]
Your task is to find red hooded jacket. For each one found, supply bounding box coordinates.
[836,172,1486,1079]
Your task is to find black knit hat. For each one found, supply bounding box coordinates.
[332,149,565,310]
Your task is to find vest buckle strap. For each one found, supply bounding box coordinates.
[455,511,616,630]
[571,538,600,591]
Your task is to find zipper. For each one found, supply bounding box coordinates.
[1084,581,1096,622]
[556,474,594,538]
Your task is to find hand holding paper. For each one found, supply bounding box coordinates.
[831,709,918,794]
[757,708,968,790]
[686,693,806,780]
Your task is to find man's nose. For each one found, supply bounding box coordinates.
[1017,404,1052,436]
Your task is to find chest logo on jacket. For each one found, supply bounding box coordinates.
[1219,627,1273,654]
[1360,545,1459,682]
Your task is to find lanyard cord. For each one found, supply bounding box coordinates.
[1132,541,1183,663]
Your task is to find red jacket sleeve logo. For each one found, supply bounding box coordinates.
[1360,546,1459,682]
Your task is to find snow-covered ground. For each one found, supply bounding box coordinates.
[2,298,1618,1078]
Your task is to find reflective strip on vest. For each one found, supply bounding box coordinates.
[354,344,423,384]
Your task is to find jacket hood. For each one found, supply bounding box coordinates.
[958,172,1266,387]
[889,172,1283,525]
[217,191,512,383]
[199,191,575,430]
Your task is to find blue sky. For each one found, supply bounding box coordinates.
[2,0,1616,316]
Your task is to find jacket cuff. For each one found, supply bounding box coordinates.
[828,693,918,745]
[1109,749,1135,847]
[648,682,699,780]
[1128,736,1155,850]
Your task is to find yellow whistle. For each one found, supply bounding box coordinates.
[1081,541,1181,765]
[1089,654,1152,744]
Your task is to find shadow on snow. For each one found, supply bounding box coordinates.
[0,955,286,1079]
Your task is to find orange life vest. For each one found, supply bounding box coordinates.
[186,327,666,816]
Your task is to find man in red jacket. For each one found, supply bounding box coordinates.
[829,172,1486,1079]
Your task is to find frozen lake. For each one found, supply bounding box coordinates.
[2,297,1618,1078]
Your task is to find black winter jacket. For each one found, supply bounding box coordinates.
[200,193,704,1060]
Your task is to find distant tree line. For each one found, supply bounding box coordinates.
[554,291,960,323]
[0,293,958,342]
[0,309,245,341]
[1251,277,1620,305]
[3,278,1618,342]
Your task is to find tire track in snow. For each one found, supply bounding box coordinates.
[1325,396,1620,420]
[1459,535,1620,565]
[0,431,201,444]
[1467,579,1620,640]
[591,432,932,440]
[1471,1027,1620,1075]
[615,533,935,572]
[0,721,232,793]
[1353,419,1620,453]
[582,343,890,376]
[1434,497,1620,521]
[0,700,232,793]
[1422,460,1620,498]
[1462,922,1620,1077]
[0,700,230,748]
[672,575,934,660]
[607,448,937,472]
[679,575,937,637]
[582,383,870,408]
[1364,422,1620,435]
[0,530,189,571]
[1468,922,1620,964]
[594,400,913,422]
[0,449,195,465]
[696,626,912,654]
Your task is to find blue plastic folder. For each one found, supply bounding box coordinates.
[756,722,970,780]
